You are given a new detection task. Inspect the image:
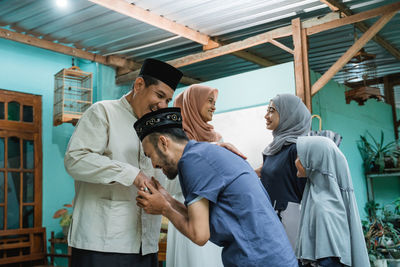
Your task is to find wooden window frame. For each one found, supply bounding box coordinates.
[0,89,42,229]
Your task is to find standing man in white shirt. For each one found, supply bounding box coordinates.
[64,58,183,267]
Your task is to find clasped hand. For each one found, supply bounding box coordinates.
[136,177,171,215]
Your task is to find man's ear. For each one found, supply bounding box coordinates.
[133,77,145,94]
[158,135,169,152]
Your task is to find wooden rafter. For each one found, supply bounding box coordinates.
[292,18,311,111]
[90,0,275,69]
[0,28,141,70]
[311,11,397,96]
[89,0,219,47]
[319,0,339,12]
[231,50,276,67]
[309,2,400,35]
[117,13,341,84]
[269,39,294,54]
[0,28,198,85]
[318,0,400,61]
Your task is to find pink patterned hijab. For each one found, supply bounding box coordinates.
[174,85,222,142]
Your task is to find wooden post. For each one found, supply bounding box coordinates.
[384,75,399,140]
[292,18,312,111]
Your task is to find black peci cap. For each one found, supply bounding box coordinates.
[139,58,183,90]
[134,107,183,141]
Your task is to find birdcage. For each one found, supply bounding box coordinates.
[53,66,93,126]
[343,48,383,105]
[343,27,383,105]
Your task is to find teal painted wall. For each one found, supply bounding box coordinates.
[175,62,296,113]
[310,70,399,216]
[0,38,76,235]
[0,38,127,265]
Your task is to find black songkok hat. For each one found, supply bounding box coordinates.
[139,58,183,90]
[134,107,183,141]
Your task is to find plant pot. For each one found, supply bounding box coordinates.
[62,225,69,238]
[388,259,400,267]
[385,157,396,169]
[388,249,400,259]
[384,216,400,229]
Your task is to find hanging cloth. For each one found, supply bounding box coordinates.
[307,115,343,147]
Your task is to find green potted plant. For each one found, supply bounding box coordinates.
[363,200,400,266]
[357,131,397,173]
[53,203,73,237]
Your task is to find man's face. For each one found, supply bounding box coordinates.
[134,78,174,118]
[142,136,178,179]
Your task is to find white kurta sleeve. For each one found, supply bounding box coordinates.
[64,103,139,186]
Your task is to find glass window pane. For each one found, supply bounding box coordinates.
[0,102,4,120]
[7,137,20,169]
[23,105,33,122]
[23,140,34,169]
[0,172,3,203]
[23,206,34,228]
[7,172,20,229]
[8,101,20,121]
[0,207,3,230]
[0,137,4,168]
[23,172,34,203]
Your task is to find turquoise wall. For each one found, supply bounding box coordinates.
[0,38,75,235]
[175,62,296,113]
[310,70,399,215]
[0,38,127,265]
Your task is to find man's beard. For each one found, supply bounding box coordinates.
[155,147,178,180]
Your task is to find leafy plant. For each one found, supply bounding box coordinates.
[357,131,397,173]
[363,200,400,262]
[365,200,381,222]
[53,203,73,227]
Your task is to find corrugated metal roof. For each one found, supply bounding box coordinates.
[1,0,399,105]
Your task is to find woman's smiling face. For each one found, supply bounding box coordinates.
[200,93,217,122]
[264,101,280,130]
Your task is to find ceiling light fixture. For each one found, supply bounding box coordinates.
[56,0,68,8]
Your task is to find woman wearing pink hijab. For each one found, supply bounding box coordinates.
[165,84,223,267]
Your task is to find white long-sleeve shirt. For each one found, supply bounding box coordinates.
[64,95,166,254]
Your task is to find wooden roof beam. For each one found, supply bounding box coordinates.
[0,28,140,69]
[318,0,400,60]
[89,0,219,48]
[90,0,275,68]
[0,28,198,85]
[311,11,397,96]
[319,0,339,12]
[116,12,340,84]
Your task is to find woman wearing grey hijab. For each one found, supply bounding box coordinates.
[295,136,370,267]
[256,94,311,250]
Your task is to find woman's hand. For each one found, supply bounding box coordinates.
[217,142,247,159]
[254,166,262,178]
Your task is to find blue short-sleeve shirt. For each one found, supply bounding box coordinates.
[178,141,297,267]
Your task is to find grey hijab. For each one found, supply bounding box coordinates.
[263,94,311,156]
[296,136,370,267]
